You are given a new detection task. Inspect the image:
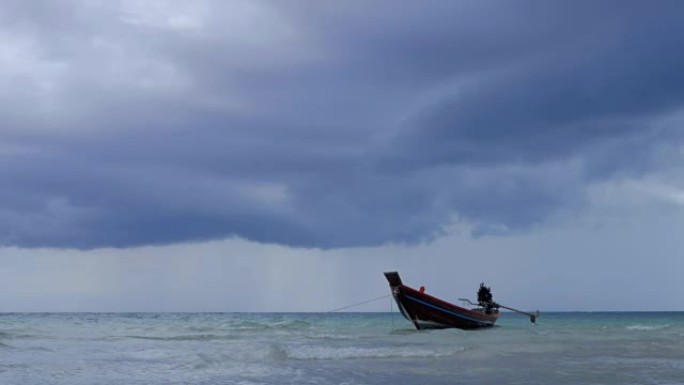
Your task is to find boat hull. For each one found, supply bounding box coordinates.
[385,272,498,330]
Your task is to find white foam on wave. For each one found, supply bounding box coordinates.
[625,324,670,331]
[281,345,466,360]
[305,332,359,341]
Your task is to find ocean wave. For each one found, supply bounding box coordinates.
[625,324,670,331]
[272,320,312,330]
[389,328,420,335]
[0,331,47,340]
[229,321,271,331]
[0,343,52,353]
[124,334,237,341]
[306,330,411,340]
[228,320,311,332]
[274,344,466,360]
[305,332,364,341]
[0,342,14,349]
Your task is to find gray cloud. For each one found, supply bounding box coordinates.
[1,1,683,249]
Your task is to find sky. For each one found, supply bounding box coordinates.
[1,0,683,312]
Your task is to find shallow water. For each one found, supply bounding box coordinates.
[1,312,683,384]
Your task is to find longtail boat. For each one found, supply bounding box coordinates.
[384,271,539,330]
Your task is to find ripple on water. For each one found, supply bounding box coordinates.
[272,343,467,360]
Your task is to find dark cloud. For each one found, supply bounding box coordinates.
[1,1,683,249]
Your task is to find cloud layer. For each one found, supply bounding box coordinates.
[1,1,683,249]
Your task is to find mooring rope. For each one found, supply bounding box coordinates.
[390,294,395,330]
[327,294,391,312]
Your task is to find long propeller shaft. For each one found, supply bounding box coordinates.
[497,304,540,324]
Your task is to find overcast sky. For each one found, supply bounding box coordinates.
[1,1,683,312]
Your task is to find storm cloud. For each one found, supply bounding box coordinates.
[1,0,683,249]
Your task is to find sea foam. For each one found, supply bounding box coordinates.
[278,345,466,360]
[625,324,670,331]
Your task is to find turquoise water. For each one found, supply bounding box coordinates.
[1,312,683,384]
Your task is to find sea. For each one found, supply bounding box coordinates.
[1,312,683,385]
